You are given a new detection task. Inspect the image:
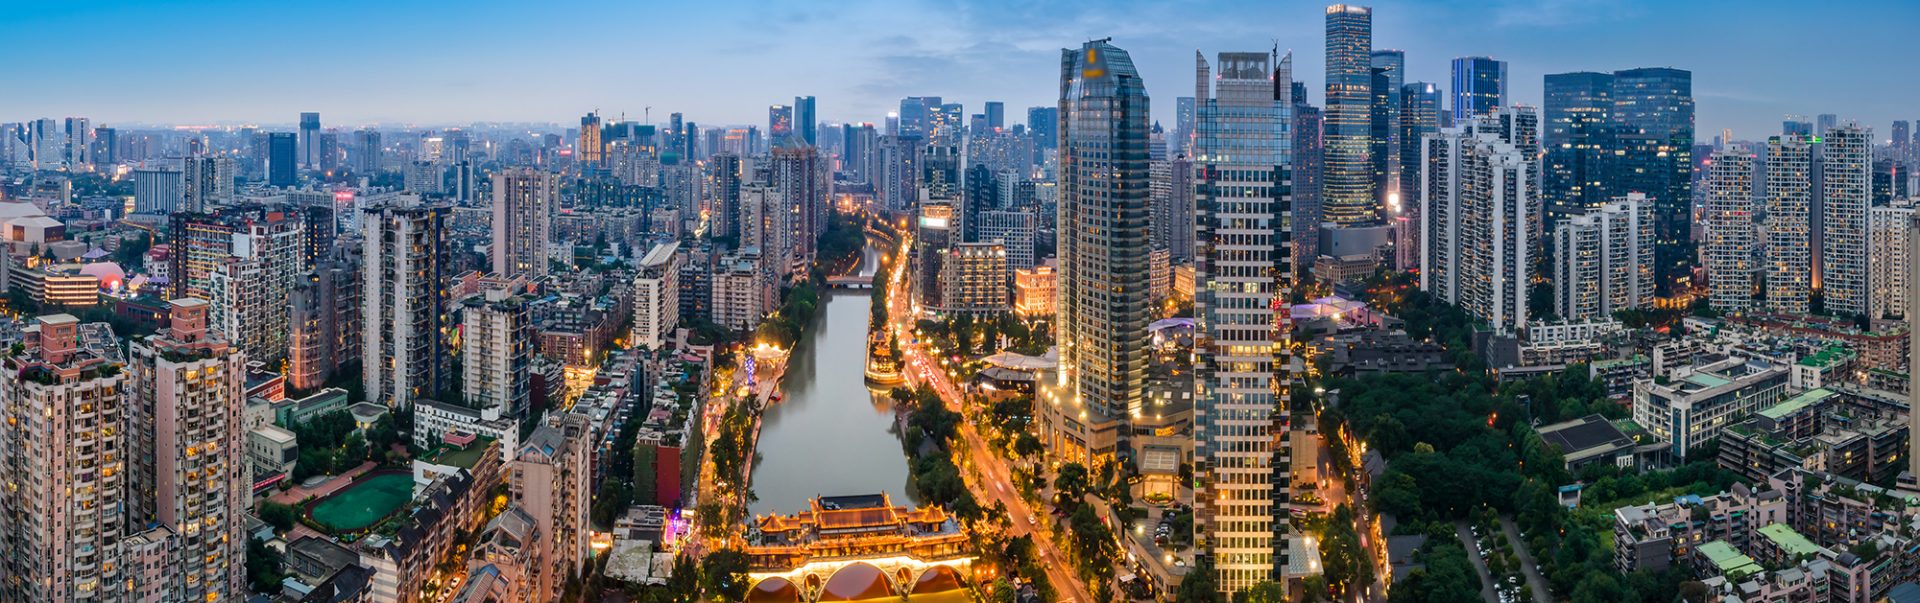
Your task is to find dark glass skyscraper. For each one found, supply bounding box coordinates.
[1611,67,1694,291]
[268,132,297,187]
[794,96,817,146]
[1371,50,1404,209]
[1055,37,1151,430]
[1543,71,1615,228]
[1323,4,1376,226]
[299,112,320,168]
[1450,56,1507,120]
[1397,81,1439,270]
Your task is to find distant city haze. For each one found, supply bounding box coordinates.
[6,0,1917,139]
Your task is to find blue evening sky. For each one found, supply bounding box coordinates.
[4,0,1914,142]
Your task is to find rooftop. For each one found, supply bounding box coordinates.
[1758,523,1824,558]
[1699,540,1761,578]
[1757,388,1835,420]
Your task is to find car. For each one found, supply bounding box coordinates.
[1027,515,1038,527]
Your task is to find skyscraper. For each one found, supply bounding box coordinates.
[1543,72,1616,226]
[1323,4,1377,226]
[768,104,795,145]
[1704,149,1758,314]
[794,95,817,146]
[1450,57,1508,120]
[1765,134,1816,315]
[492,168,556,278]
[1371,50,1404,209]
[299,111,321,168]
[268,132,297,187]
[984,101,1005,131]
[1193,49,1294,595]
[63,116,90,171]
[1293,93,1325,272]
[1055,37,1151,432]
[362,201,452,409]
[1610,68,1694,291]
[1420,107,1539,334]
[1870,205,1912,320]
[354,128,383,173]
[1821,124,1871,317]
[128,299,249,601]
[1817,113,1839,135]
[578,112,603,165]
[772,145,827,272]
[1396,82,1440,269]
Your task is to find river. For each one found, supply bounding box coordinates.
[746,243,918,516]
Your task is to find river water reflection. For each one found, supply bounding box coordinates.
[745,245,918,516]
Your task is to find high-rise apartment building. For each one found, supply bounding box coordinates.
[1056,38,1152,426]
[207,216,303,367]
[0,314,132,600]
[182,155,236,212]
[1323,4,1376,227]
[1822,124,1872,317]
[492,168,555,278]
[740,184,793,280]
[1870,205,1913,320]
[1150,154,1195,261]
[128,299,248,601]
[1704,149,1758,314]
[977,209,1037,272]
[1553,194,1654,321]
[462,288,533,418]
[772,145,827,273]
[1543,72,1615,227]
[1192,49,1295,595]
[513,414,593,603]
[635,241,682,350]
[1766,134,1817,315]
[1451,57,1508,120]
[354,128,382,173]
[1420,107,1540,334]
[362,201,452,409]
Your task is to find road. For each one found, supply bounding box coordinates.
[1498,516,1552,603]
[881,238,1098,603]
[1453,521,1502,603]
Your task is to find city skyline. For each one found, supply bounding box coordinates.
[8,0,1919,139]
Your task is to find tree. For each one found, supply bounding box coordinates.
[1054,462,1091,505]
[246,537,286,592]
[1233,582,1287,603]
[258,502,300,532]
[701,549,751,602]
[1174,557,1223,603]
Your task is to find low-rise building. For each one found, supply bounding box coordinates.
[1632,355,1790,458]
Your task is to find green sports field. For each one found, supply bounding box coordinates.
[308,472,414,533]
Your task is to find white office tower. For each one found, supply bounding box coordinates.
[492,168,556,278]
[0,315,131,600]
[1553,193,1653,321]
[977,208,1037,272]
[1869,204,1913,320]
[1704,149,1758,314]
[1420,106,1541,334]
[1820,124,1871,317]
[634,241,682,349]
[27,118,61,170]
[182,155,236,212]
[1765,134,1816,315]
[128,299,249,601]
[1192,49,1295,595]
[361,203,452,409]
